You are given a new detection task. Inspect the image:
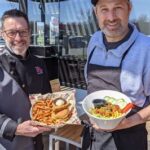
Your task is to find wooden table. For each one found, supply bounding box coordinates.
[49,88,87,150]
[49,124,84,150]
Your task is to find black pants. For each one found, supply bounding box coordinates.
[113,123,147,150]
[33,134,44,150]
[88,123,147,150]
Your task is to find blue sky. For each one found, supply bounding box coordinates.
[131,0,150,21]
[0,0,18,17]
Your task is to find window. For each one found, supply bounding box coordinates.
[58,0,98,58]
[0,0,19,46]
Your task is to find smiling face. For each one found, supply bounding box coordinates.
[1,17,30,57]
[94,0,132,42]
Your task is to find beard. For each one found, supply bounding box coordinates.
[5,40,28,57]
[101,20,128,41]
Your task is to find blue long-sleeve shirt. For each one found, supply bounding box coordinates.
[85,23,150,107]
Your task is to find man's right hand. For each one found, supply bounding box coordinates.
[15,120,51,137]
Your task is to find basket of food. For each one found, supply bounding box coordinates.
[30,91,79,128]
[82,90,133,130]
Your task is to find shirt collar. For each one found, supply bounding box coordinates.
[94,23,139,58]
[114,23,139,57]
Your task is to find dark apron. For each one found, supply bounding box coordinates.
[87,45,147,150]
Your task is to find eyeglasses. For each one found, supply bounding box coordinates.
[3,29,29,38]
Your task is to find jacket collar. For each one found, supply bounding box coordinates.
[3,46,31,60]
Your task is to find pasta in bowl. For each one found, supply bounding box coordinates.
[82,90,132,130]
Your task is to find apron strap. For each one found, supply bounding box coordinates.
[87,46,96,66]
[120,41,135,66]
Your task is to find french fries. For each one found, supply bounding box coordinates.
[31,98,72,126]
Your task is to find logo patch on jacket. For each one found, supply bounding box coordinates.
[35,66,43,75]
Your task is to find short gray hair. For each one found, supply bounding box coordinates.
[1,9,30,30]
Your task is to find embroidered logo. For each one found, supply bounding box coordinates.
[35,66,43,75]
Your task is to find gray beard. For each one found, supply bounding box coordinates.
[5,42,27,58]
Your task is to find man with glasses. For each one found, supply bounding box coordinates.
[0,9,51,150]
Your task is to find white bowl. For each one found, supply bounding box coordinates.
[82,90,132,130]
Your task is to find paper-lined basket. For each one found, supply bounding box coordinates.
[30,90,80,129]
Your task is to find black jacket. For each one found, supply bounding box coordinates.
[0,47,51,150]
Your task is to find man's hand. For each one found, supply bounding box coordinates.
[90,112,145,132]
[15,120,51,137]
[90,118,129,132]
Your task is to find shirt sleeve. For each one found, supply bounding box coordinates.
[0,113,18,141]
[143,66,150,97]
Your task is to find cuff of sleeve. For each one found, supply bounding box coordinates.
[3,119,18,141]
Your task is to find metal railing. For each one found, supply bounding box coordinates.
[58,55,87,89]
